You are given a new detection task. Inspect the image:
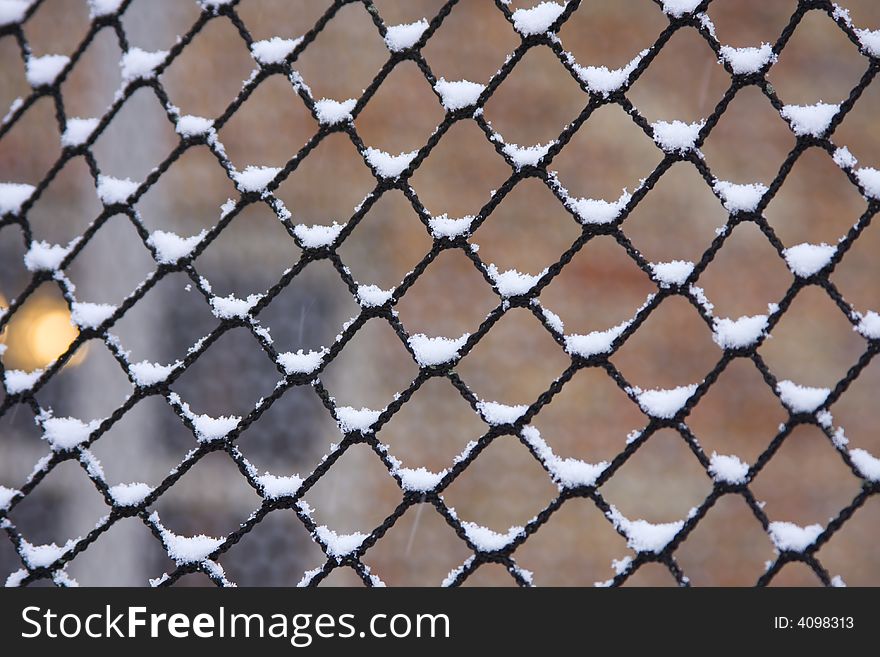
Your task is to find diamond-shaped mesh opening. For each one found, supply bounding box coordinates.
[335,189,433,290]
[88,395,197,487]
[1,0,878,588]
[768,10,867,104]
[759,285,865,388]
[816,497,880,587]
[152,450,262,538]
[378,376,486,471]
[2,95,60,180]
[530,366,647,464]
[456,307,570,405]
[611,295,719,389]
[674,494,775,586]
[515,498,630,587]
[162,17,257,118]
[169,327,281,418]
[303,443,401,535]
[8,459,107,546]
[23,0,90,58]
[58,27,123,118]
[409,120,511,217]
[763,148,867,245]
[356,60,446,153]
[64,214,156,305]
[442,435,558,531]
[482,46,586,146]
[364,503,472,587]
[749,424,861,527]
[709,0,798,46]
[599,428,711,523]
[700,86,795,184]
[92,88,178,182]
[471,178,581,275]
[219,75,318,170]
[685,358,787,464]
[623,162,728,262]
[551,103,661,200]
[558,0,666,70]
[26,156,104,242]
[695,222,791,318]
[827,358,880,454]
[420,1,518,84]
[627,28,729,123]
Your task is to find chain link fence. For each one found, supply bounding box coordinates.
[1,0,879,586]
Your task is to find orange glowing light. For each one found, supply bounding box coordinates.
[0,292,87,371]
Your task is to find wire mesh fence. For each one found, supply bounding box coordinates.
[1,0,879,587]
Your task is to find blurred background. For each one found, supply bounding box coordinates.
[1,0,879,586]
